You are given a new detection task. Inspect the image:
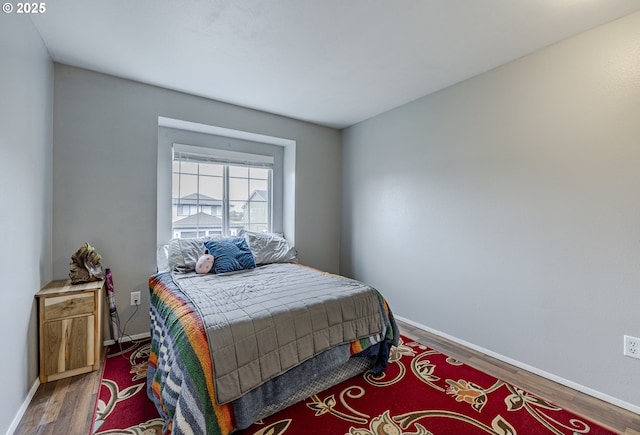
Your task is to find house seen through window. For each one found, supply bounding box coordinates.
[172,146,272,238]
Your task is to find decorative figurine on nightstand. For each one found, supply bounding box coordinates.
[69,242,105,284]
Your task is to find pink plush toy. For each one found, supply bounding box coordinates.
[195,250,214,274]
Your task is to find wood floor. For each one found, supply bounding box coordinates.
[14,367,101,435]
[14,320,640,434]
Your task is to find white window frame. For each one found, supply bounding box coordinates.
[172,144,274,237]
[157,118,295,246]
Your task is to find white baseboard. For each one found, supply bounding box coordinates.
[6,378,40,435]
[395,314,640,415]
[103,331,151,347]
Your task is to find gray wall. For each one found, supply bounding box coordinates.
[0,15,54,434]
[341,12,640,409]
[53,65,341,338]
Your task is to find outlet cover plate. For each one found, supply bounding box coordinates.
[624,335,640,359]
[130,291,141,306]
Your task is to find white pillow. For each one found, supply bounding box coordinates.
[239,230,298,265]
[165,236,222,273]
[156,244,170,273]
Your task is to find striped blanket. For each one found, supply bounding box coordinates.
[147,267,398,435]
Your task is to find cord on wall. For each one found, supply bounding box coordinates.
[114,303,140,348]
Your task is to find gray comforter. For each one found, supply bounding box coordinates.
[172,263,385,404]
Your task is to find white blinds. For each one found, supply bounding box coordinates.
[173,143,274,168]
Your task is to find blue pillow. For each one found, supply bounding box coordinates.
[204,237,256,274]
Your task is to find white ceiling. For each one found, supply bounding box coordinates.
[31,1,640,129]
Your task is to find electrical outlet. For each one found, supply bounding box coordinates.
[130,291,141,306]
[624,335,640,359]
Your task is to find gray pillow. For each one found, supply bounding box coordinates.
[166,236,222,273]
[239,230,298,265]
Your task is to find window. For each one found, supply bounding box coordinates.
[157,119,294,247]
[172,145,273,239]
[177,204,190,216]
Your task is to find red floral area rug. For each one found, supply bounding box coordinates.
[91,337,615,435]
[91,339,163,434]
[247,337,614,435]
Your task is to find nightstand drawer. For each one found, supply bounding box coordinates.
[43,293,95,320]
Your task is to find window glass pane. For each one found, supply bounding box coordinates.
[177,174,198,204]
[249,167,269,179]
[229,165,248,178]
[248,207,268,224]
[172,173,181,201]
[229,200,245,224]
[199,175,223,203]
[180,161,199,175]
[249,179,269,196]
[199,163,223,176]
[229,178,249,201]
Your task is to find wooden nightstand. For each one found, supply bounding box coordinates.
[35,279,105,382]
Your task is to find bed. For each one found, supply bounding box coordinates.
[147,232,399,435]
